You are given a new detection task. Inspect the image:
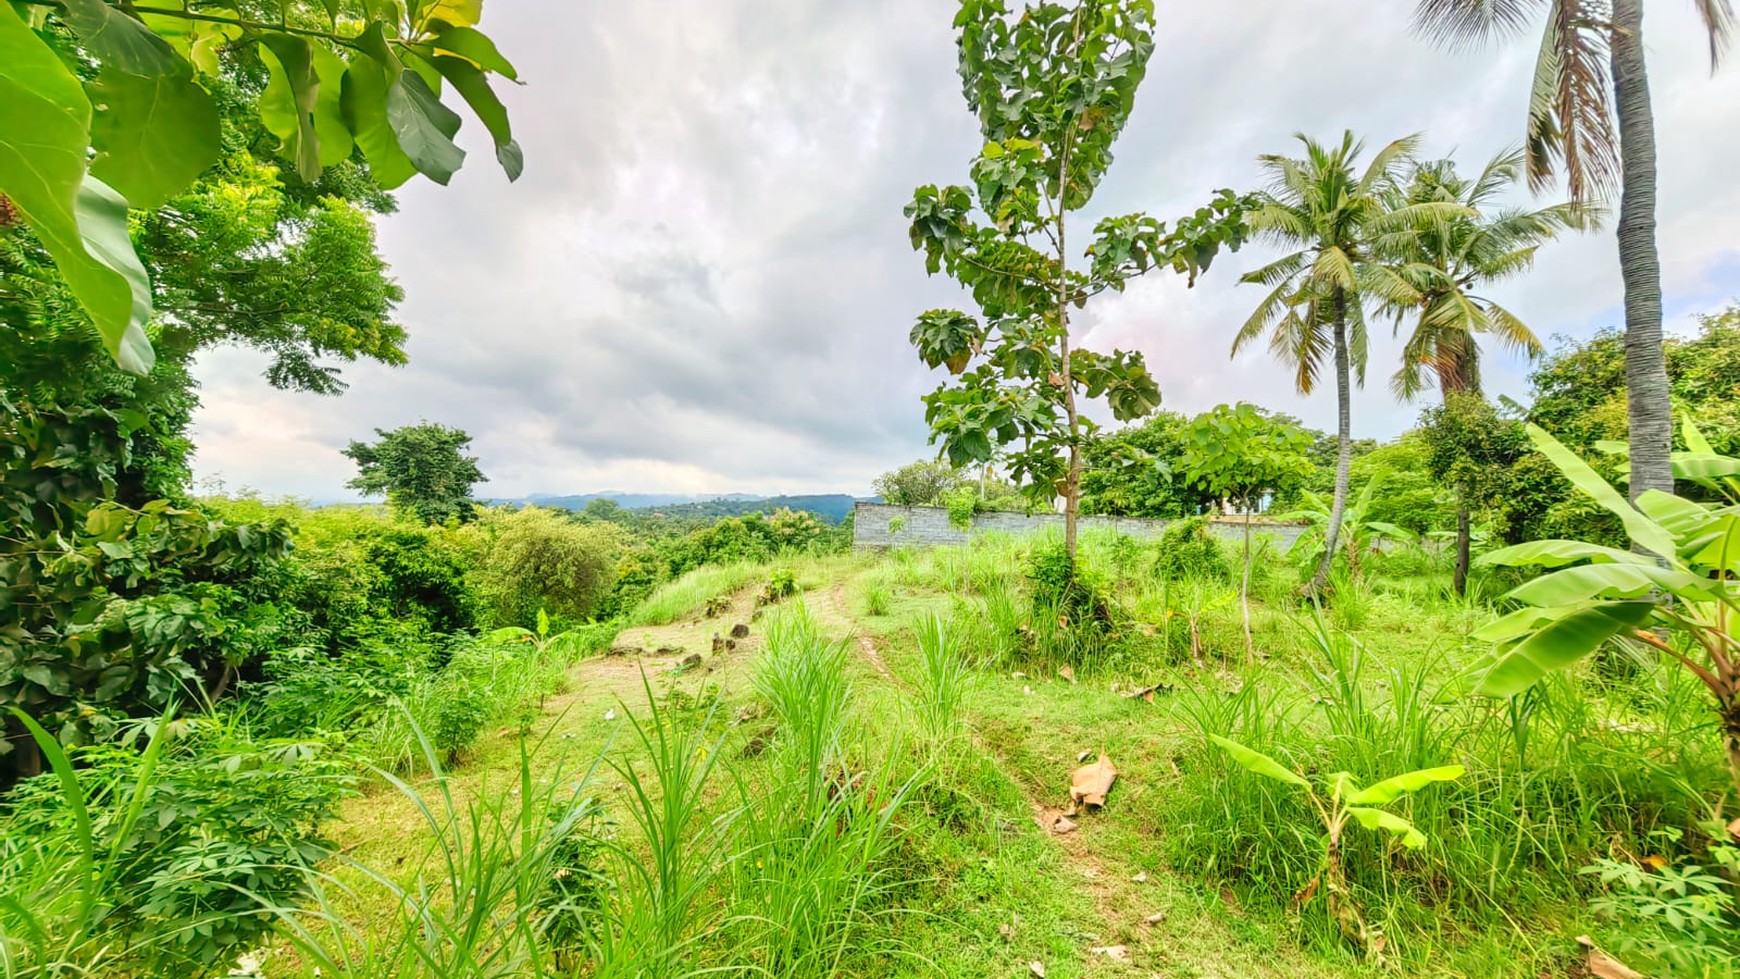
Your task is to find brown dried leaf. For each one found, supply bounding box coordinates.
[1727,816,1740,841]
[1143,911,1165,925]
[1029,961,1047,978]
[1077,749,1094,763]
[1057,663,1076,683]
[1130,871,1148,883]
[1089,945,1129,962]
[1070,753,1118,809]
[1577,936,1644,979]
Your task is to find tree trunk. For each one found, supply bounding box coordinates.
[1309,290,1353,595]
[1241,508,1254,660]
[1055,178,1080,562]
[1610,0,1674,505]
[1453,504,1471,597]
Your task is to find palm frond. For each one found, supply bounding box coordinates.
[1413,0,1545,47]
[1528,0,1617,200]
[1691,0,1736,69]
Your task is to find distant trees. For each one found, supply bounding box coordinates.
[904,0,1249,561]
[1079,411,1217,519]
[344,422,486,525]
[873,460,966,507]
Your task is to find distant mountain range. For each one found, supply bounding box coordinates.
[494,492,867,523]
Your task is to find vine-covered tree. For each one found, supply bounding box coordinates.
[905,0,1251,560]
[344,422,487,525]
[0,0,520,375]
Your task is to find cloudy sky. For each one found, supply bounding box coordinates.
[188,0,1740,501]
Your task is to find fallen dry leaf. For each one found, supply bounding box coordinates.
[1029,961,1046,978]
[1077,749,1095,763]
[602,708,616,721]
[1012,671,1028,679]
[1070,752,1118,809]
[1727,816,1740,841]
[1057,663,1076,683]
[1144,911,1165,925]
[1130,871,1148,883]
[1577,935,1644,979]
[1089,945,1129,962]
[1024,685,1034,696]
[1051,815,1078,834]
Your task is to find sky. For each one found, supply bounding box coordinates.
[187,0,1740,502]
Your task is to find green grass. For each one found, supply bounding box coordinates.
[627,562,764,626]
[8,535,1736,978]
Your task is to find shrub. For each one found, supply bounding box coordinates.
[475,507,621,629]
[1154,516,1229,582]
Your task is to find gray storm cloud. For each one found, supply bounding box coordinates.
[189,0,1740,501]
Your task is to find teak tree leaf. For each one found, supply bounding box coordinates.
[387,69,466,184]
[58,0,183,75]
[87,66,222,209]
[259,34,323,181]
[0,5,153,373]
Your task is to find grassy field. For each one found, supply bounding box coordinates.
[266,526,1731,978]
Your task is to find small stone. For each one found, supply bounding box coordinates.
[1130,871,1148,883]
[730,623,751,639]
[1029,962,1046,978]
[1144,911,1165,925]
[1051,815,1078,834]
[1089,945,1129,962]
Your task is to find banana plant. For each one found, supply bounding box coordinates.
[486,608,592,663]
[1468,417,1740,795]
[1208,734,1462,956]
[1284,477,1417,581]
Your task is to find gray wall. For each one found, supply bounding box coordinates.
[852,502,1307,549]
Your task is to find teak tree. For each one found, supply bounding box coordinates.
[0,0,521,376]
[905,0,1250,561]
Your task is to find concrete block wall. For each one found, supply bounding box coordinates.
[852,502,1307,549]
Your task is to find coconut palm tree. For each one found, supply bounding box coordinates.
[1412,0,1733,504]
[1378,148,1590,592]
[1233,131,1442,595]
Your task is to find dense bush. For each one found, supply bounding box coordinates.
[1153,515,1231,582]
[474,506,622,628]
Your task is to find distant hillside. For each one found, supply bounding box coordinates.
[499,492,864,524]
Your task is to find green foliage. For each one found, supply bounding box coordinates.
[0,400,299,776]
[912,614,973,742]
[1349,432,1457,534]
[1469,421,1740,794]
[0,0,520,372]
[873,459,966,506]
[0,714,352,974]
[1154,516,1230,583]
[474,507,621,628]
[763,567,799,603]
[944,486,977,530]
[1284,477,1418,581]
[1180,402,1313,512]
[1582,828,1740,977]
[344,421,487,525]
[905,0,1249,530]
[1079,410,1218,517]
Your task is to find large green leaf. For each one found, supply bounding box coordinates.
[259,34,322,181]
[1344,806,1427,848]
[386,70,465,184]
[1634,490,1714,538]
[1472,602,1656,697]
[58,0,182,75]
[1208,734,1309,788]
[310,46,355,168]
[1346,766,1464,805]
[1526,425,1677,559]
[86,66,220,209]
[1477,539,1648,569]
[431,54,520,180]
[0,6,153,373]
[432,23,518,79]
[1506,563,1716,606]
[341,53,418,189]
[1672,453,1740,487]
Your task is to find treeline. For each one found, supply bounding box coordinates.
[883,304,1740,552]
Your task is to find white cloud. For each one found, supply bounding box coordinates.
[189,0,1740,500]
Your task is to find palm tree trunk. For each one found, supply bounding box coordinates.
[1610,0,1674,504]
[1453,504,1471,597]
[1310,290,1353,594]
